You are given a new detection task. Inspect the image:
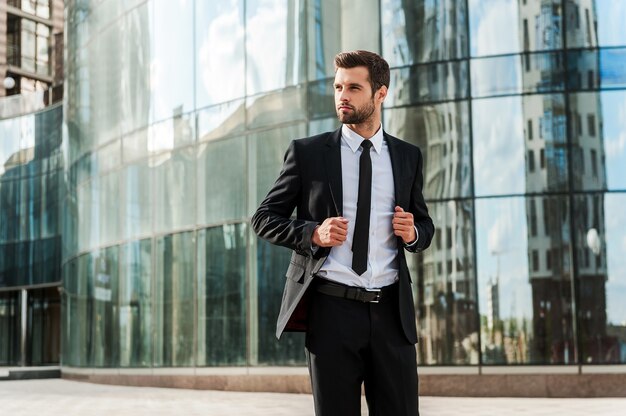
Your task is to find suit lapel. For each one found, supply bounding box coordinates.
[385,133,406,208]
[324,128,343,216]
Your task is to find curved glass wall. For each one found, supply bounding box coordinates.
[61,0,626,369]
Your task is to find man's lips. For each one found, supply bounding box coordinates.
[338,105,353,111]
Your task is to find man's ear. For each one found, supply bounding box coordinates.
[376,85,388,103]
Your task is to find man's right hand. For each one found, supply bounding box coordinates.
[312,217,349,247]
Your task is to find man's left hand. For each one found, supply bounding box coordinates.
[392,206,416,244]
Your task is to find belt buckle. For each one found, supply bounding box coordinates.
[365,288,381,303]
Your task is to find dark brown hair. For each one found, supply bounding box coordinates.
[334,50,390,94]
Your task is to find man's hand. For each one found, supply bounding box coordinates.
[393,206,416,244]
[312,217,349,247]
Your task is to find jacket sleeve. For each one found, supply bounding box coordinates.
[251,140,319,256]
[405,147,435,253]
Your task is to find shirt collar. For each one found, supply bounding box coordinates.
[341,124,384,154]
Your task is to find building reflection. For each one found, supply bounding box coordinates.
[480,0,620,365]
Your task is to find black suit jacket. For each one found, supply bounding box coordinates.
[251,127,434,343]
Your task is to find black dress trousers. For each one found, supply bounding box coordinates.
[305,282,419,416]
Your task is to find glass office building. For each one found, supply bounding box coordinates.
[2,0,626,394]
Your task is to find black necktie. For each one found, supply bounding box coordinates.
[352,140,373,275]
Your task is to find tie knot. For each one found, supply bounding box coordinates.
[360,140,373,150]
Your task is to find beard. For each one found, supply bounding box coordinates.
[336,98,376,125]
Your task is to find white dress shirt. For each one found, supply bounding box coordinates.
[317,125,400,289]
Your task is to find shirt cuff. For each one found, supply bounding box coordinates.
[403,226,419,248]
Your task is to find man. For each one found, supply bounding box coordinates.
[252,50,434,416]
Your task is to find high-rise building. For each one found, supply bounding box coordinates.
[2,0,626,396]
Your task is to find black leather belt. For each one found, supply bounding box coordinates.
[315,280,396,303]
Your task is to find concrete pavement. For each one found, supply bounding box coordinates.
[0,379,624,415]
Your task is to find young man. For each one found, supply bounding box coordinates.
[252,50,434,416]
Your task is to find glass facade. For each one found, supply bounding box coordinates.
[0,104,63,365]
[2,0,626,372]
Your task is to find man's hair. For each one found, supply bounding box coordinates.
[334,50,390,94]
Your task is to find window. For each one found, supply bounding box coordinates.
[588,114,596,137]
[6,15,51,76]
[530,199,538,237]
[532,250,539,272]
[585,8,592,45]
[528,119,533,140]
[591,149,598,177]
[543,199,550,235]
[546,250,552,271]
[587,70,594,89]
[523,19,529,51]
[540,148,545,169]
[11,0,51,19]
[528,150,535,172]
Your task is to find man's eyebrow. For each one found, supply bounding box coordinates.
[334,82,364,88]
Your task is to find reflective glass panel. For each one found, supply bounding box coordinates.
[99,171,122,247]
[471,53,566,97]
[469,0,521,56]
[599,48,626,90]
[415,200,477,365]
[385,102,472,200]
[123,161,152,239]
[572,193,626,364]
[88,22,123,146]
[565,49,600,91]
[77,177,99,253]
[382,0,468,65]
[198,136,246,225]
[566,0,626,48]
[91,246,119,367]
[119,239,153,367]
[75,253,93,366]
[119,2,152,135]
[598,91,626,191]
[0,291,20,365]
[250,123,307,213]
[153,231,195,367]
[306,0,380,80]
[197,99,246,142]
[153,147,196,233]
[596,0,626,46]
[196,0,245,107]
[387,62,469,107]
[150,0,194,122]
[122,128,149,164]
[476,196,575,365]
[246,0,305,94]
[246,86,307,130]
[473,96,525,196]
[27,286,61,365]
[256,238,305,364]
[569,92,608,191]
[469,0,562,57]
[307,78,334,120]
[197,224,247,366]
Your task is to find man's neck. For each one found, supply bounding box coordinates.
[344,118,381,139]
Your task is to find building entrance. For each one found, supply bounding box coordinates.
[0,286,60,366]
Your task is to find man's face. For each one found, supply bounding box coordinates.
[334,66,383,125]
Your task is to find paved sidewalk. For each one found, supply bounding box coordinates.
[0,379,624,415]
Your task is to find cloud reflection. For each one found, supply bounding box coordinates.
[472,96,525,196]
[469,0,520,57]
